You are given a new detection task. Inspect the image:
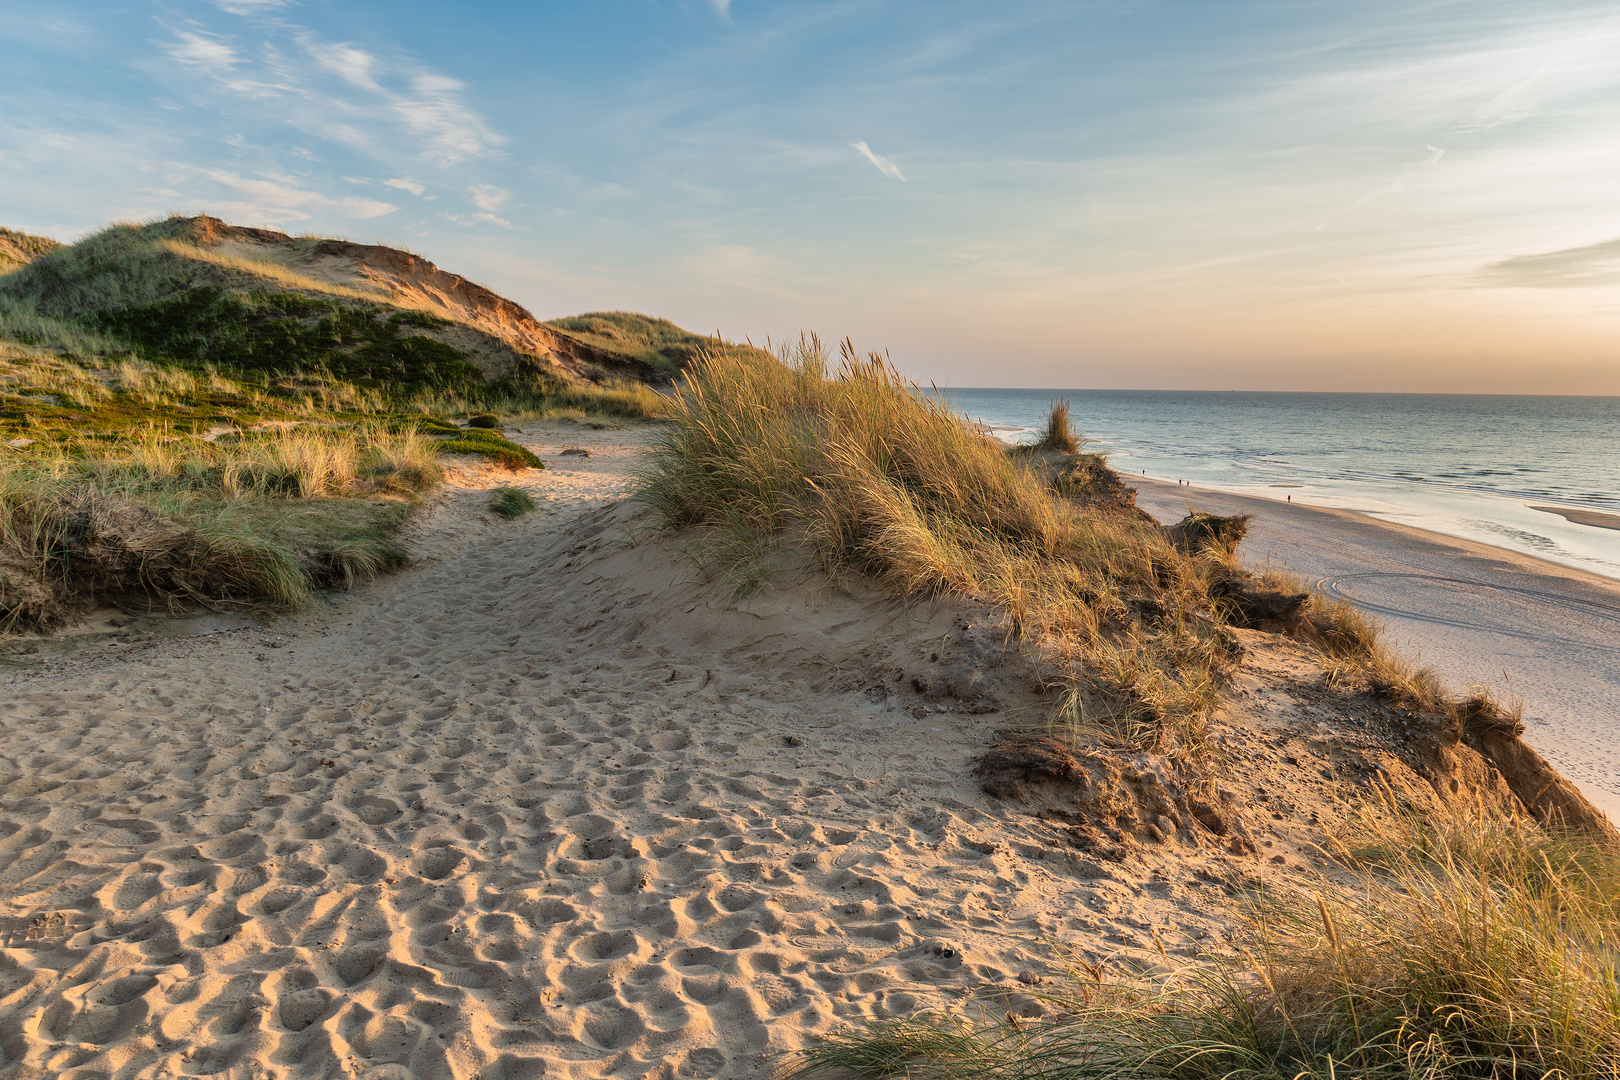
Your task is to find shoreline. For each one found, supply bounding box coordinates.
[1136,473,1620,589]
[1531,504,1620,532]
[1130,474,1620,820]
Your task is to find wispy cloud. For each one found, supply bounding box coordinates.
[1474,237,1620,288]
[469,184,508,212]
[390,72,500,166]
[446,183,513,227]
[165,31,239,72]
[158,24,503,167]
[304,39,383,90]
[213,0,288,13]
[852,140,905,181]
[201,169,398,222]
[707,0,733,21]
[383,177,425,196]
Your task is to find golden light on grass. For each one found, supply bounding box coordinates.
[637,334,1249,758]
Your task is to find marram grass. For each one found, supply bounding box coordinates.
[637,335,1242,757]
[0,425,437,628]
[489,486,538,520]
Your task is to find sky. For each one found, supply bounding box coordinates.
[2,0,1618,393]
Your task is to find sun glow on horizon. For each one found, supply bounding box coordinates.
[2,0,1618,394]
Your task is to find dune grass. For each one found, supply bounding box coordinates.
[408,373,669,423]
[1035,399,1082,455]
[0,227,61,273]
[1233,565,1504,721]
[791,786,1620,1080]
[0,426,438,630]
[638,335,1245,757]
[489,487,538,520]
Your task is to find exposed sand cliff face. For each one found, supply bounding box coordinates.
[192,217,658,383]
[0,424,1608,1080]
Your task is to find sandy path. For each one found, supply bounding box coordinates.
[2,424,1285,1080]
[1134,478,1620,819]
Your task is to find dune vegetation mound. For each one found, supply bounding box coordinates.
[546,310,773,379]
[0,213,734,631]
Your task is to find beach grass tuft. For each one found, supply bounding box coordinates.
[489,486,538,520]
[1035,399,1081,454]
[1,426,434,630]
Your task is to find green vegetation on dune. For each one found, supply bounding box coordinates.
[0,213,683,630]
[0,426,436,630]
[1,219,485,391]
[432,426,544,471]
[95,289,483,388]
[547,310,774,377]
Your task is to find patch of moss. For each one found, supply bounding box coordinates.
[433,428,543,470]
[384,413,460,435]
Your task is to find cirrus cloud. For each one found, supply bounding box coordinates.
[852,140,905,181]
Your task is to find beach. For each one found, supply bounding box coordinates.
[1133,478,1620,819]
[0,421,1609,1079]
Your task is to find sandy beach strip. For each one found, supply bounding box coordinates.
[1132,477,1620,818]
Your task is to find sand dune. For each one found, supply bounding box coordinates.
[0,424,1515,1079]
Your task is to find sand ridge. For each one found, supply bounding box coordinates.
[0,423,1456,1079]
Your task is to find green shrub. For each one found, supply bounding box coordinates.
[489,487,538,520]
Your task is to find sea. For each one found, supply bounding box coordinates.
[932,389,1620,582]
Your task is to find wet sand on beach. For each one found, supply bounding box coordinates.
[1530,505,1620,532]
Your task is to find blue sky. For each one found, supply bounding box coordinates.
[3,1,1618,392]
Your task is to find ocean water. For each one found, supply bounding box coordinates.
[933,389,1620,581]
